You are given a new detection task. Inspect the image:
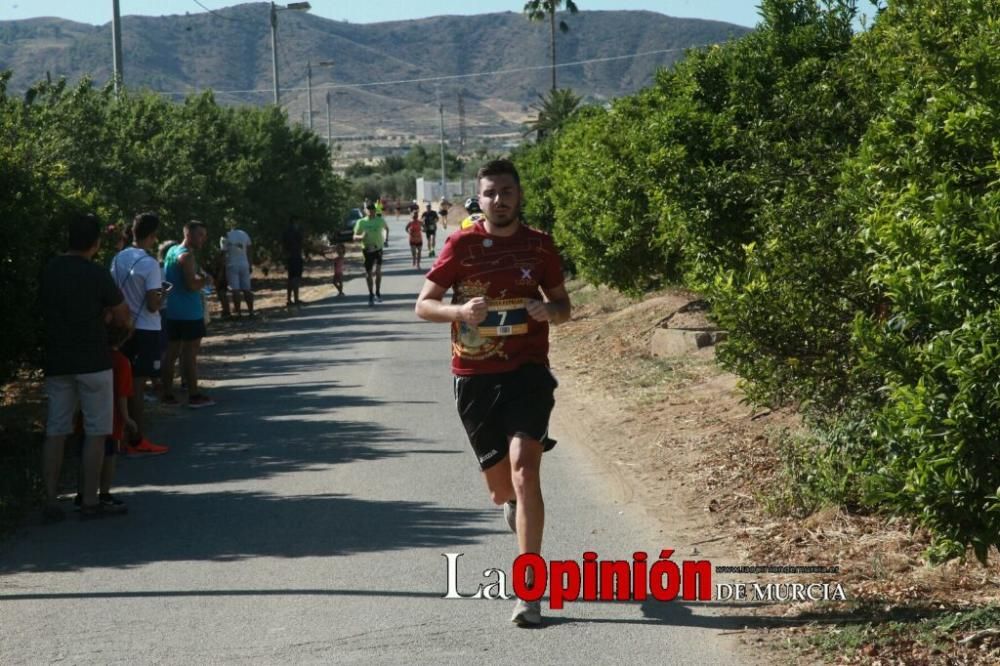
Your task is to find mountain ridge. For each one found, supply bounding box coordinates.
[0,4,751,142]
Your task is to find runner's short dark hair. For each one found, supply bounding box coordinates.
[132,211,160,242]
[476,159,520,186]
[184,220,206,234]
[67,212,102,251]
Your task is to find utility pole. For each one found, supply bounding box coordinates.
[306,61,313,130]
[326,90,332,149]
[437,88,446,201]
[268,3,310,107]
[458,91,467,196]
[458,92,466,155]
[111,0,124,94]
[269,2,280,105]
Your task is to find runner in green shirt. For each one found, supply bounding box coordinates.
[353,206,389,306]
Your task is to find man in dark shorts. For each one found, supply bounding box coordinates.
[162,221,214,408]
[283,217,305,306]
[420,203,439,257]
[353,205,388,306]
[415,159,572,626]
[40,212,131,522]
[110,211,169,455]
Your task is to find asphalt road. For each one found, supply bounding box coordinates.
[0,223,749,665]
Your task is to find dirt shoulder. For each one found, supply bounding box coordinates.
[548,281,1000,666]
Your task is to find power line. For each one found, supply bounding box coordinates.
[190,0,258,27]
[155,43,716,97]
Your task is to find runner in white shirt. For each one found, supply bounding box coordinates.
[220,225,255,317]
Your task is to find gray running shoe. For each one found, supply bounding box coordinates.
[511,598,542,627]
[503,500,517,534]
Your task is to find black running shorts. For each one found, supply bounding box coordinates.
[121,329,161,377]
[362,249,383,273]
[165,318,206,342]
[453,363,558,470]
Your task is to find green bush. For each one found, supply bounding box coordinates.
[846,0,1000,562]
[0,75,349,386]
[513,0,1000,561]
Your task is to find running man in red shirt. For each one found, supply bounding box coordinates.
[415,159,571,626]
[405,210,424,269]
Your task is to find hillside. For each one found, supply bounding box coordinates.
[0,4,750,144]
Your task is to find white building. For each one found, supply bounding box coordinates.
[416,177,478,204]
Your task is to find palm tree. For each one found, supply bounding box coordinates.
[524,88,583,140]
[523,0,580,92]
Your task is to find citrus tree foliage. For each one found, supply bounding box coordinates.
[845,0,1000,563]
[513,0,1000,560]
[0,75,348,384]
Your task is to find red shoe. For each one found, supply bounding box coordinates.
[125,438,169,456]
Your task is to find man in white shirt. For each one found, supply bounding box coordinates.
[221,223,255,317]
[109,212,170,456]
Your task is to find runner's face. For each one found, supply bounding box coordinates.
[479,175,521,227]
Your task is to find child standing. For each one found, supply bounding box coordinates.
[332,244,346,296]
[405,212,424,269]
[75,325,136,518]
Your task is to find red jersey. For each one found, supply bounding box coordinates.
[425,221,564,376]
[111,349,134,440]
[406,219,424,245]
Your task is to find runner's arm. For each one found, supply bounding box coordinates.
[526,283,572,325]
[415,279,487,324]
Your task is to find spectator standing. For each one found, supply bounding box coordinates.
[283,218,305,306]
[332,243,346,297]
[40,213,130,522]
[109,212,169,455]
[162,221,215,408]
[74,325,135,515]
[220,222,254,318]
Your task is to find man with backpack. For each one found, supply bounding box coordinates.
[110,212,169,456]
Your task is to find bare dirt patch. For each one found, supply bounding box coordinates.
[549,280,1000,665]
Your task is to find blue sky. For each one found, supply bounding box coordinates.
[1,1,770,28]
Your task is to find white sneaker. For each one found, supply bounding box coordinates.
[503,500,517,534]
[511,598,542,626]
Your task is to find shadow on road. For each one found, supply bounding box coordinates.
[0,584,870,632]
[0,493,497,574]
[0,286,486,574]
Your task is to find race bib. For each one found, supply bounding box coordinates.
[477,298,529,337]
